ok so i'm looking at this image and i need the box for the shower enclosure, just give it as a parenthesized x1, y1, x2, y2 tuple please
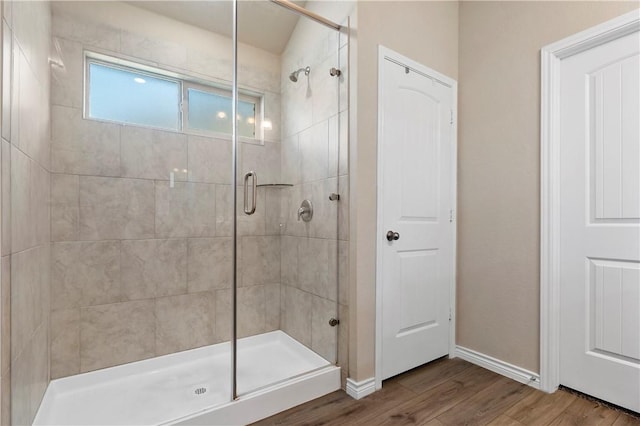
(3, 0, 349, 424)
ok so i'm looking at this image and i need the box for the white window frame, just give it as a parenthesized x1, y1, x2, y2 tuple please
(84, 51, 265, 144)
(182, 80, 263, 142)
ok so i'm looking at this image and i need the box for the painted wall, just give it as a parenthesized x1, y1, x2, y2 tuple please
(350, 0, 459, 382)
(1, 1, 52, 424)
(457, 1, 639, 373)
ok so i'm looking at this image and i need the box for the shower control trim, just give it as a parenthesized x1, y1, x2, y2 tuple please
(297, 199, 313, 222)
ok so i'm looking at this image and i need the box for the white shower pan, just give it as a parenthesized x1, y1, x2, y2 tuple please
(34, 331, 340, 425)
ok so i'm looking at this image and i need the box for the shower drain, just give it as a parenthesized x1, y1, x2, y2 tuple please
(194, 387, 207, 395)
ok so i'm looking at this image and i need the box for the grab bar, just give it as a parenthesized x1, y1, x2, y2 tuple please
(243, 171, 257, 215)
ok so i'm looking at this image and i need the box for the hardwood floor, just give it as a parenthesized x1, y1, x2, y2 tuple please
(253, 358, 640, 425)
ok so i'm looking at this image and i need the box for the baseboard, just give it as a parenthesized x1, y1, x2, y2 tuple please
(346, 377, 376, 400)
(455, 346, 540, 390)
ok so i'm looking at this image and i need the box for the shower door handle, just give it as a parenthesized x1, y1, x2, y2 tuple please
(244, 171, 257, 215)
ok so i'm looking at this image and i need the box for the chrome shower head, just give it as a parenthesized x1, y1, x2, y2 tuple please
(289, 66, 310, 82)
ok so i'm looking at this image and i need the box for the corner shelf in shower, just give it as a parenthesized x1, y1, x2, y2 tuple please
(257, 184, 294, 188)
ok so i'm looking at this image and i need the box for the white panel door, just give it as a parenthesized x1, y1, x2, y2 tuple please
(559, 30, 640, 412)
(379, 57, 454, 380)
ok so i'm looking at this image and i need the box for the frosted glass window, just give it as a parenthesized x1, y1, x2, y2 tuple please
(188, 88, 256, 138)
(88, 62, 180, 130)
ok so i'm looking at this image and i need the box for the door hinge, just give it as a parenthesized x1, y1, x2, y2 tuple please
(449, 209, 453, 223)
(449, 308, 452, 322)
(450, 109, 454, 125)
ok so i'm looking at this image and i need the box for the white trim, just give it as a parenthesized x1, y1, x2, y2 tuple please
(345, 377, 376, 400)
(375, 45, 458, 392)
(540, 9, 640, 394)
(455, 346, 540, 390)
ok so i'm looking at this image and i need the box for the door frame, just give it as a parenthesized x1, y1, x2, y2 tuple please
(539, 9, 640, 394)
(375, 45, 458, 391)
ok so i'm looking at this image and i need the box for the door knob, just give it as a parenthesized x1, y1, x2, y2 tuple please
(386, 231, 400, 241)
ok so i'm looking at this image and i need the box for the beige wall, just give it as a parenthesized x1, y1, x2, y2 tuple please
(457, 1, 639, 373)
(350, 1, 459, 381)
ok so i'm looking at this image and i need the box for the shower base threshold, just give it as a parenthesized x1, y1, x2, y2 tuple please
(34, 330, 340, 425)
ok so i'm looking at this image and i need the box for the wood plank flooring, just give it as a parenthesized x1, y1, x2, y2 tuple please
(253, 358, 640, 426)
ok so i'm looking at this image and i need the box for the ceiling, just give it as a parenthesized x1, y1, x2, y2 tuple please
(128, 1, 305, 54)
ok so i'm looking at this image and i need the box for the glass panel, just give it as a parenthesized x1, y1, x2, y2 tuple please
(236, 0, 344, 397)
(88, 62, 180, 130)
(188, 87, 256, 138)
(33, 1, 235, 424)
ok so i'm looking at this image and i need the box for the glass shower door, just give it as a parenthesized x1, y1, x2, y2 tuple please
(235, 0, 342, 397)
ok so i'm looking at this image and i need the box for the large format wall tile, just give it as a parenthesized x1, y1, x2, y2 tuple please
(51, 241, 121, 310)
(311, 296, 337, 363)
(51, 106, 120, 176)
(235, 186, 267, 236)
(281, 236, 299, 286)
(51, 37, 84, 109)
(298, 237, 337, 301)
(120, 30, 188, 70)
(79, 176, 155, 240)
(155, 181, 216, 238)
(11, 323, 48, 426)
(215, 285, 273, 340)
(121, 239, 187, 301)
(236, 286, 266, 338)
(187, 135, 231, 184)
(187, 237, 232, 293)
(308, 178, 338, 239)
(281, 134, 300, 185)
(10, 147, 32, 253)
(281, 286, 312, 347)
(299, 121, 329, 183)
(240, 141, 281, 185)
(13, 44, 50, 170)
(265, 283, 281, 332)
(31, 161, 50, 246)
(51, 173, 79, 241)
(264, 190, 283, 235)
(80, 300, 155, 372)
(240, 236, 280, 286)
(1, 140, 11, 256)
(214, 185, 267, 237)
(50, 308, 79, 379)
(11, 247, 44, 362)
(155, 292, 215, 355)
(120, 127, 187, 181)
(1, 257, 10, 375)
(311, 55, 339, 126)
(52, 7, 119, 51)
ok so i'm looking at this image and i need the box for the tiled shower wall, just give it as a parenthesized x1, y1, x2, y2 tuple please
(278, 15, 350, 382)
(1, 1, 52, 424)
(49, 2, 284, 379)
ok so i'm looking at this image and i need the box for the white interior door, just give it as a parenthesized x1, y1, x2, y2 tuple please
(378, 52, 455, 380)
(559, 29, 640, 412)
